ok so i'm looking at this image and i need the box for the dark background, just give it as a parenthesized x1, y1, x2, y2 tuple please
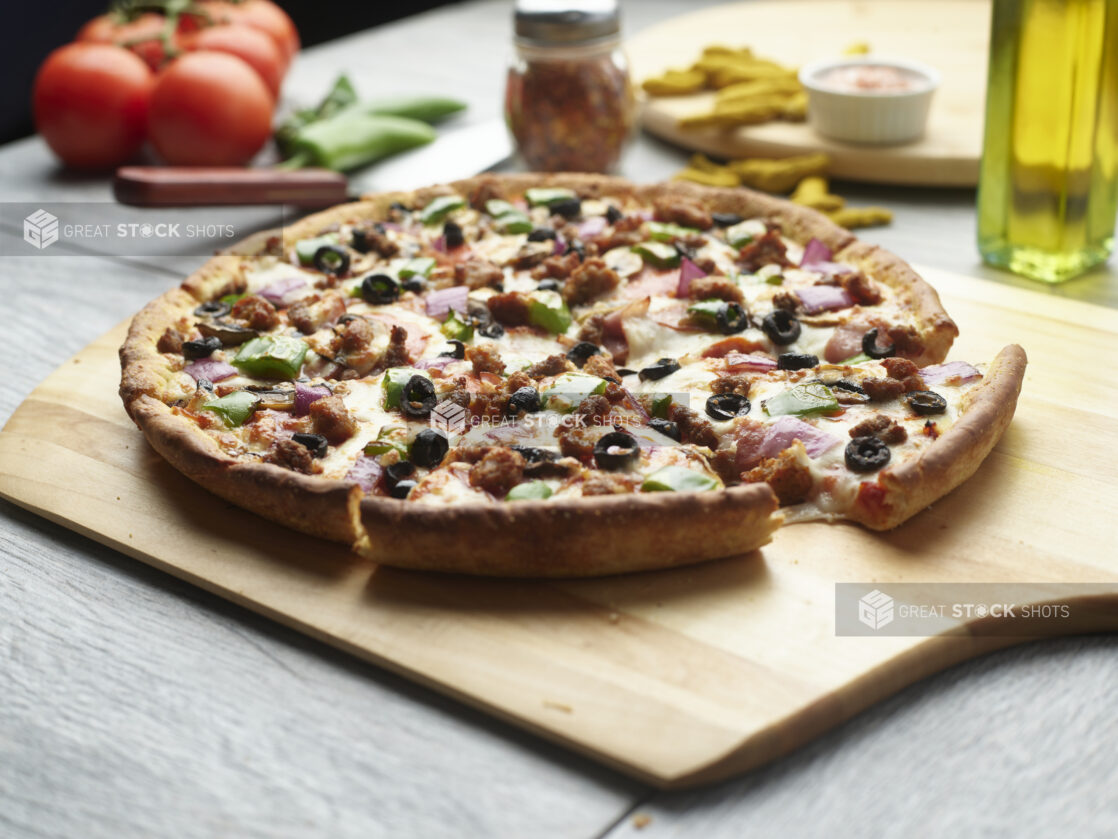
(0, 0, 459, 145)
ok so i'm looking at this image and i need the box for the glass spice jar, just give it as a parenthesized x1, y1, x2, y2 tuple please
(505, 0, 635, 172)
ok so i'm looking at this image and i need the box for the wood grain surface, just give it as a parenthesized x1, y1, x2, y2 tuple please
(626, 0, 990, 186)
(3, 265, 1115, 789)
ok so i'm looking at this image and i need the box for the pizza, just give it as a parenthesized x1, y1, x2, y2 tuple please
(119, 174, 1026, 576)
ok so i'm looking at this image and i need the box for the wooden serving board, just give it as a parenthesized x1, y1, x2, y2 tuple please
(626, 0, 990, 187)
(2, 267, 1116, 788)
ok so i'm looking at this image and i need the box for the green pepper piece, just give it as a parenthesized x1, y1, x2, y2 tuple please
(686, 299, 725, 326)
(525, 187, 576, 207)
(284, 112, 436, 172)
(506, 481, 554, 501)
(840, 352, 871, 364)
(398, 257, 436, 279)
(232, 336, 308, 380)
(725, 219, 766, 249)
(485, 199, 517, 217)
(543, 373, 608, 413)
(495, 211, 533, 234)
(631, 240, 681, 269)
(275, 74, 359, 157)
(647, 221, 700, 242)
(764, 272, 785, 285)
(359, 95, 467, 124)
(382, 367, 430, 409)
(200, 391, 260, 428)
(440, 310, 474, 342)
(295, 233, 340, 266)
(420, 194, 467, 225)
(527, 290, 572, 334)
(651, 393, 673, 419)
(219, 292, 245, 306)
(641, 465, 719, 493)
(763, 383, 839, 417)
(364, 426, 408, 458)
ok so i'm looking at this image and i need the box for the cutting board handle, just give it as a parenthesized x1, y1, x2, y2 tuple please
(113, 166, 350, 208)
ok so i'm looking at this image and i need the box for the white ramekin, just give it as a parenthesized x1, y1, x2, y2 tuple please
(798, 57, 940, 145)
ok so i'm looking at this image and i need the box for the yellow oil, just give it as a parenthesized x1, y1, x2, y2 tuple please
(977, 0, 1118, 282)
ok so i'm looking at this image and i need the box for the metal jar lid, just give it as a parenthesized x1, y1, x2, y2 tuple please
(514, 0, 621, 46)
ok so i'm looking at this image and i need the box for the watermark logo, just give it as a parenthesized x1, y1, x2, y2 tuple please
(23, 209, 59, 250)
(431, 400, 467, 435)
(858, 589, 895, 630)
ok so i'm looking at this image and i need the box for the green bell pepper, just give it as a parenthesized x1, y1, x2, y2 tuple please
(763, 383, 839, 417)
(420, 194, 466, 225)
(651, 393, 673, 419)
(395, 257, 436, 279)
(525, 187, 576, 207)
(382, 367, 430, 409)
(295, 233, 340, 266)
(232, 336, 308, 380)
(647, 221, 700, 242)
(542, 373, 607, 413)
(725, 219, 767, 249)
(484, 200, 533, 233)
(282, 112, 436, 172)
(641, 465, 719, 493)
(506, 481, 554, 501)
(364, 426, 409, 458)
(840, 352, 871, 364)
(527, 290, 572, 334)
(440, 310, 474, 342)
(631, 240, 681, 269)
(200, 391, 260, 427)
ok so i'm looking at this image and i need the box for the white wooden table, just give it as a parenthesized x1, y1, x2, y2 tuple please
(2, 2, 1116, 837)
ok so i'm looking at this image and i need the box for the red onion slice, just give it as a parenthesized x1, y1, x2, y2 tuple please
(725, 352, 778, 372)
(425, 285, 469, 320)
(345, 457, 383, 492)
(432, 235, 447, 253)
(577, 216, 608, 239)
(759, 416, 840, 460)
(294, 382, 331, 416)
(415, 356, 461, 371)
(795, 285, 854, 314)
(184, 359, 236, 382)
(799, 238, 833, 267)
(258, 276, 306, 306)
(920, 360, 981, 385)
(553, 236, 566, 255)
(676, 257, 706, 297)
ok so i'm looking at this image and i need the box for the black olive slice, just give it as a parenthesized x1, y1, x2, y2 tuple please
(673, 241, 697, 262)
(411, 429, 449, 468)
(551, 197, 581, 219)
(638, 357, 681, 382)
(705, 393, 751, 421)
(385, 461, 416, 486)
(832, 379, 866, 394)
(605, 205, 623, 224)
(845, 436, 891, 472)
(389, 201, 410, 213)
(182, 335, 222, 360)
(565, 240, 586, 261)
(313, 244, 351, 276)
(761, 309, 801, 346)
(905, 390, 948, 415)
(778, 353, 819, 371)
(527, 227, 557, 242)
(439, 340, 466, 359)
(648, 418, 681, 442)
(443, 220, 465, 249)
(615, 368, 637, 377)
(479, 322, 505, 339)
(194, 300, 231, 318)
(401, 277, 425, 294)
(361, 273, 400, 305)
(862, 327, 896, 359)
(566, 341, 601, 368)
(349, 228, 371, 253)
(511, 445, 559, 464)
(507, 386, 542, 415)
(716, 302, 749, 335)
(537, 278, 561, 292)
(250, 389, 296, 410)
(292, 432, 328, 458)
(401, 376, 437, 418)
(712, 212, 743, 227)
(197, 321, 257, 346)
(593, 431, 639, 471)
(389, 479, 417, 499)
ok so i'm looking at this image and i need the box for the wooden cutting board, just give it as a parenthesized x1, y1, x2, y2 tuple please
(626, 0, 990, 186)
(2, 267, 1116, 788)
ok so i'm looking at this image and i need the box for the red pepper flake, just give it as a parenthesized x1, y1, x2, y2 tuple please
(922, 419, 940, 439)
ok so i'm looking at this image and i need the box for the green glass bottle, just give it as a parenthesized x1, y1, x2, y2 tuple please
(977, 0, 1118, 283)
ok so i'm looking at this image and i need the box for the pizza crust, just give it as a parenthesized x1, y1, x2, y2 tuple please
(849, 344, 1028, 530)
(118, 174, 980, 576)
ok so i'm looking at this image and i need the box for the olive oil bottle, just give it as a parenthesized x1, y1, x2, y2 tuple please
(977, 0, 1118, 282)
